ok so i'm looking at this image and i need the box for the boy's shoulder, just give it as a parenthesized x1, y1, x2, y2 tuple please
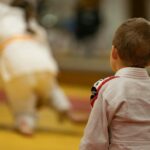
(90, 76, 119, 107)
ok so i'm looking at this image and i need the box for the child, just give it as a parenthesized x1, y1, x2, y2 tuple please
(0, 0, 71, 135)
(80, 18, 150, 150)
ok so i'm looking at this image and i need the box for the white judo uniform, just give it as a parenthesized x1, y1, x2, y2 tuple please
(80, 67, 150, 150)
(0, 2, 71, 133)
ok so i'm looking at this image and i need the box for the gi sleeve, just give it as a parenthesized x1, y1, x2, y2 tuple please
(80, 76, 119, 150)
(79, 90, 109, 150)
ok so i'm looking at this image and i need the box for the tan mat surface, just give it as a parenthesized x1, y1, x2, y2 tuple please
(0, 84, 90, 150)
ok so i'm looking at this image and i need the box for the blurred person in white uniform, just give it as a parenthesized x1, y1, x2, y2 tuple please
(0, 0, 71, 135)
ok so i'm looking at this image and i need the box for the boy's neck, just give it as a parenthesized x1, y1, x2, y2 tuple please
(115, 65, 147, 72)
(113, 59, 126, 72)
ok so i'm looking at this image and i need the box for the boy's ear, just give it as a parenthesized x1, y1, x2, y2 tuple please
(111, 45, 118, 60)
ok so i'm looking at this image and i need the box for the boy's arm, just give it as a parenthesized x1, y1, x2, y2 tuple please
(79, 94, 109, 150)
(80, 76, 118, 150)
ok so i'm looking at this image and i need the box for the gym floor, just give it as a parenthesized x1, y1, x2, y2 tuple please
(0, 84, 91, 150)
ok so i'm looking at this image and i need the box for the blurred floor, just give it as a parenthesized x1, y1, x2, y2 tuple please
(0, 84, 90, 150)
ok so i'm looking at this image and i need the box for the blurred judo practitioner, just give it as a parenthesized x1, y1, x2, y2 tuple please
(0, 0, 72, 135)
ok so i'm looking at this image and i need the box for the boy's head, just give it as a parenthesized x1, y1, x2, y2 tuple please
(110, 18, 150, 71)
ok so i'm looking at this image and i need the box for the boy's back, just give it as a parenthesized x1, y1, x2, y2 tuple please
(104, 68, 150, 149)
(80, 67, 150, 150)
